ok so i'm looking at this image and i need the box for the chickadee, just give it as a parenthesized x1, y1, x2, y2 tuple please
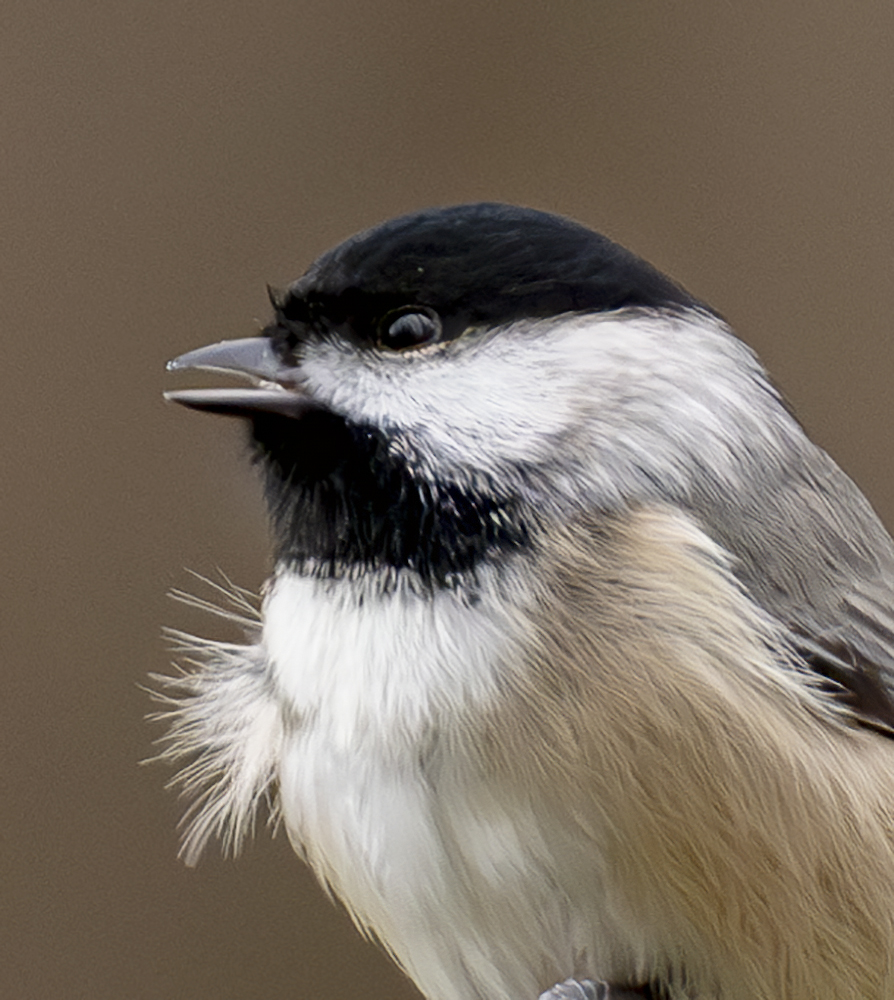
(161, 203, 894, 1000)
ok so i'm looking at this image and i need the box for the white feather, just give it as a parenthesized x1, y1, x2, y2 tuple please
(264, 561, 620, 1000)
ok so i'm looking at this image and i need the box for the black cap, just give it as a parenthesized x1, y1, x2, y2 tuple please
(274, 202, 705, 346)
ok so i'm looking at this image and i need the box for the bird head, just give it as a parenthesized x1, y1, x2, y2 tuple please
(166, 203, 789, 587)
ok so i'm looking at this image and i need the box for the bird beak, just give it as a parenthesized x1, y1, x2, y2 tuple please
(164, 337, 315, 419)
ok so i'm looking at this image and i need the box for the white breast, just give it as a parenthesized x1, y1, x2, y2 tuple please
(262, 565, 611, 1000)
(263, 566, 529, 742)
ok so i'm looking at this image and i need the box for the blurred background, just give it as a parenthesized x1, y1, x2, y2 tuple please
(2, 1, 893, 997)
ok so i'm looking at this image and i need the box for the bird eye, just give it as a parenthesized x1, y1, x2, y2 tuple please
(377, 307, 442, 351)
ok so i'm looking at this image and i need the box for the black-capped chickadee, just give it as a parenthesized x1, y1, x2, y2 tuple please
(160, 204, 894, 1000)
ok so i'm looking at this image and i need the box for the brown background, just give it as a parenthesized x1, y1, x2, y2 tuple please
(3, 2, 894, 998)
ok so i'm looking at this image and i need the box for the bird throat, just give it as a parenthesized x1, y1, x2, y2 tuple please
(249, 409, 530, 586)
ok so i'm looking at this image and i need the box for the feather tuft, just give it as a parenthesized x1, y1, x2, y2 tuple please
(147, 577, 282, 865)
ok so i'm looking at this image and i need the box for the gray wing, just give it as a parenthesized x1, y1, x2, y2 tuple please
(688, 437, 894, 736)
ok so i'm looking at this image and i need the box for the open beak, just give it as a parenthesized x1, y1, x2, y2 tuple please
(164, 337, 315, 419)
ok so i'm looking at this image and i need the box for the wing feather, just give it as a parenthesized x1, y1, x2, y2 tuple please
(689, 436, 894, 736)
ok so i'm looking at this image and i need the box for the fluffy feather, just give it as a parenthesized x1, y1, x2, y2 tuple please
(150, 583, 281, 864)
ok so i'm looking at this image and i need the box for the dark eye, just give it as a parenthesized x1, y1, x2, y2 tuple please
(377, 306, 442, 351)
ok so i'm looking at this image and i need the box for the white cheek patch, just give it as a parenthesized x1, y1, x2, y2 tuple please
(294, 311, 791, 499)
(297, 326, 584, 473)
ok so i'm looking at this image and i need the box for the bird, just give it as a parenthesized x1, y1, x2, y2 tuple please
(160, 202, 894, 1000)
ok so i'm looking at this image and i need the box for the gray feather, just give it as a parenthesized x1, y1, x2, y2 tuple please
(688, 424, 894, 734)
